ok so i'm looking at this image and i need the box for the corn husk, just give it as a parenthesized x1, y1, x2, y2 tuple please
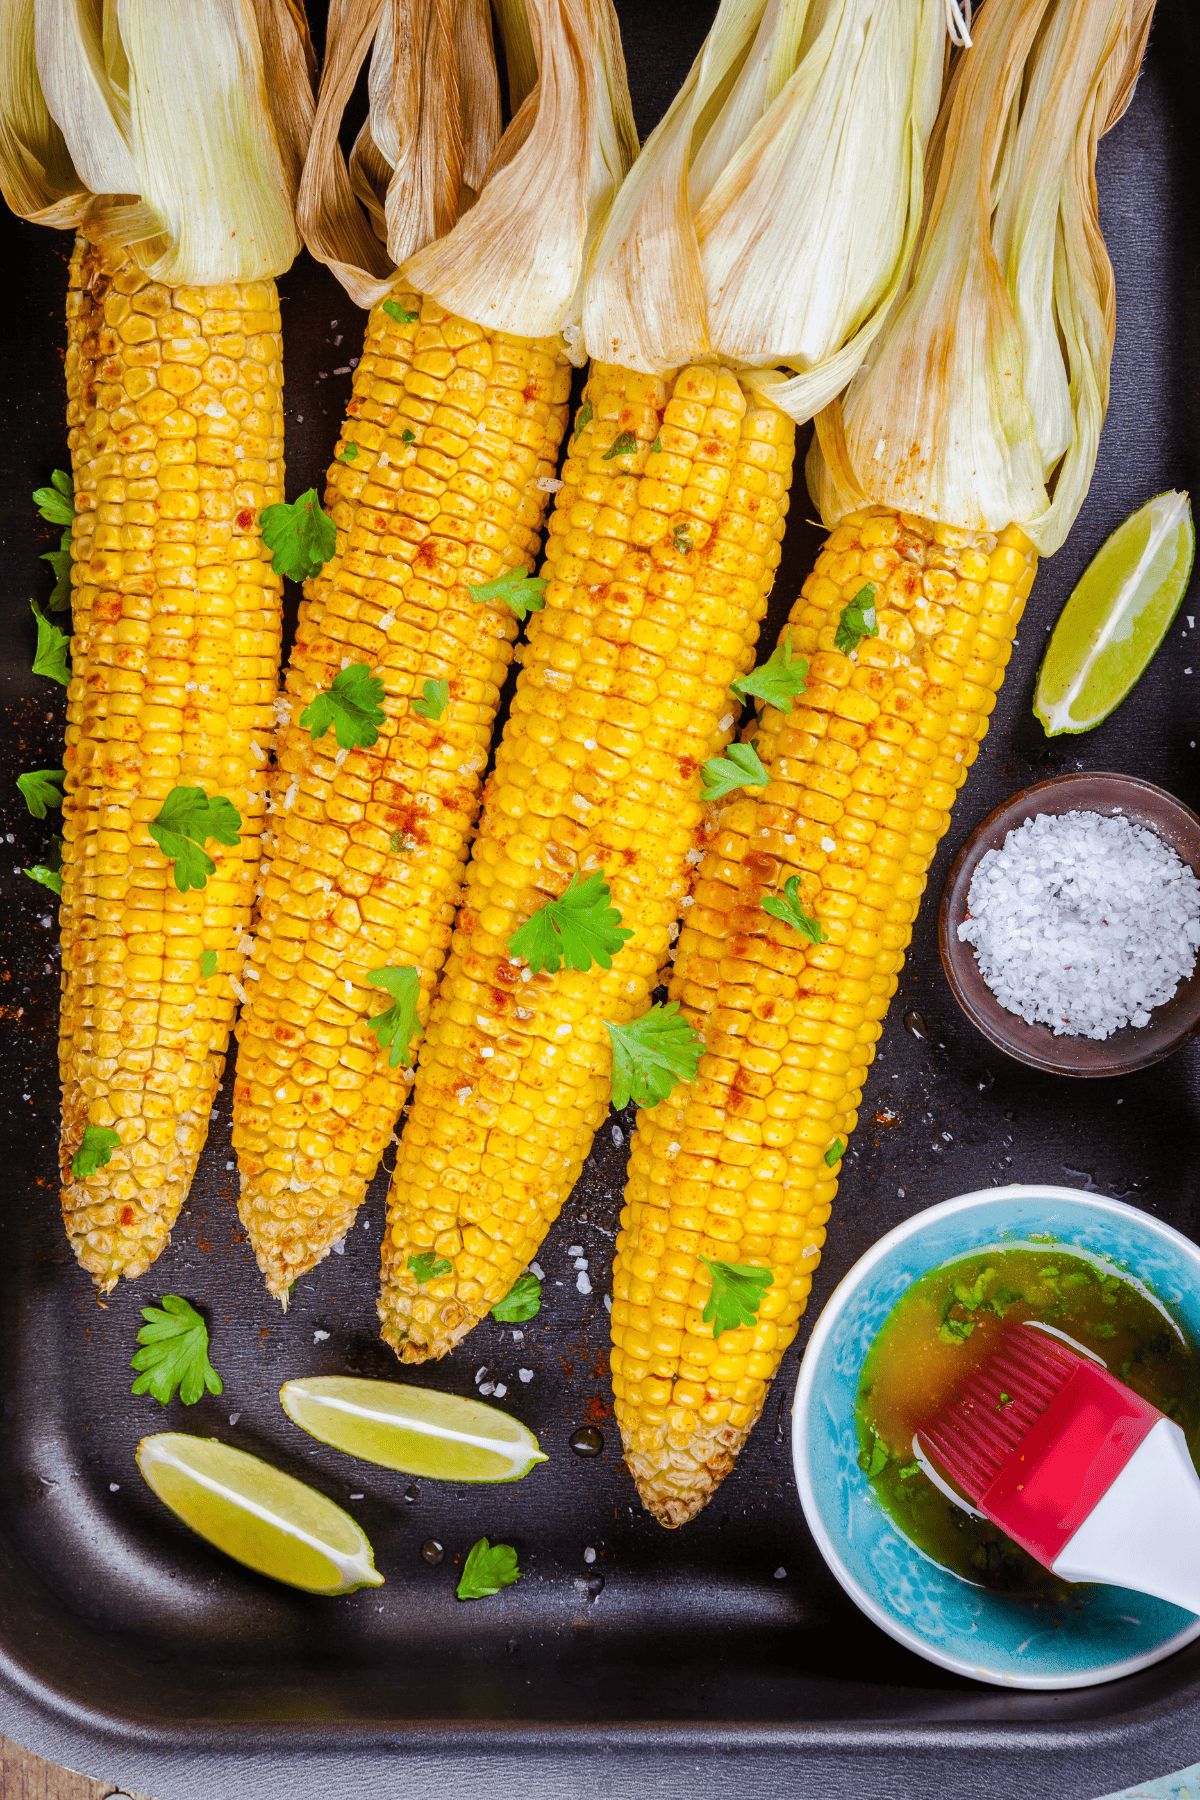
(808, 0, 1155, 553)
(0, 0, 315, 282)
(582, 0, 948, 408)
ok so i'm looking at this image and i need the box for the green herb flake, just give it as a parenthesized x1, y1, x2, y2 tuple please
(997, 1391, 1013, 1409)
(408, 1251, 452, 1285)
(199, 949, 218, 979)
(17, 767, 64, 819)
(672, 524, 693, 556)
(401, 428, 416, 444)
(825, 1137, 845, 1167)
(491, 1272, 542, 1323)
(260, 489, 337, 582)
(731, 629, 809, 710)
(507, 871, 633, 976)
(30, 600, 70, 685)
(763, 874, 827, 946)
(130, 1295, 223, 1406)
(411, 677, 449, 723)
(939, 1315, 976, 1346)
(1092, 1319, 1117, 1340)
(898, 1461, 922, 1481)
(339, 442, 359, 463)
(366, 964, 423, 1068)
(700, 741, 768, 801)
(571, 398, 593, 444)
(457, 1537, 520, 1601)
(650, 436, 663, 455)
(700, 1257, 774, 1339)
(42, 532, 73, 611)
(383, 297, 419, 326)
(833, 583, 879, 655)
(300, 664, 386, 750)
(605, 1002, 703, 1109)
(467, 569, 547, 621)
(24, 863, 62, 896)
(867, 1436, 889, 1477)
(603, 430, 638, 461)
(71, 1123, 122, 1180)
(148, 787, 242, 894)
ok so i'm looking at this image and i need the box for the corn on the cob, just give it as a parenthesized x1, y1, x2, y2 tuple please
(378, 361, 795, 1360)
(60, 237, 284, 1289)
(231, 284, 570, 1297)
(611, 506, 1037, 1523)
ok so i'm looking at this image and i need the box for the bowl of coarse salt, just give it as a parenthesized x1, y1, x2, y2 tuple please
(939, 772, 1200, 1076)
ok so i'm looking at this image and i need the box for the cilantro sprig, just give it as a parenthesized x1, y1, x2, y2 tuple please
(131, 1295, 223, 1406)
(260, 490, 336, 582)
(30, 601, 70, 685)
(701, 742, 767, 801)
(301, 664, 386, 750)
(491, 1272, 542, 1323)
(17, 767, 64, 819)
(732, 629, 809, 710)
(149, 788, 241, 893)
(468, 569, 547, 621)
(457, 1537, 520, 1601)
(411, 677, 449, 722)
(366, 964, 422, 1067)
(762, 875, 827, 946)
(34, 470, 74, 611)
(833, 583, 878, 654)
(408, 1251, 452, 1285)
(507, 872, 633, 976)
(700, 1258, 774, 1339)
(71, 1123, 122, 1179)
(605, 1002, 703, 1109)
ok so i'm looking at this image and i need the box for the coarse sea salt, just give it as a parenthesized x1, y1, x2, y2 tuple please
(958, 810, 1200, 1039)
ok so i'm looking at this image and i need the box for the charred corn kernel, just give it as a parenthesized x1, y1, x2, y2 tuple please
(60, 238, 284, 1293)
(378, 364, 796, 1362)
(613, 506, 1036, 1526)
(232, 288, 570, 1299)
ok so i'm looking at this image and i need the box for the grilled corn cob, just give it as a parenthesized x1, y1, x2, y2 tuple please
(612, 506, 1036, 1523)
(231, 286, 570, 1296)
(378, 361, 795, 1359)
(60, 238, 285, 1289)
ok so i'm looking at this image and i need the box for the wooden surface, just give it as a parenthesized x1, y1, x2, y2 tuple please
(0, 1734, 153, 1799)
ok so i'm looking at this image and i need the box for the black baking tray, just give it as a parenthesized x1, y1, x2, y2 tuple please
(1, 4, 1199, 1796)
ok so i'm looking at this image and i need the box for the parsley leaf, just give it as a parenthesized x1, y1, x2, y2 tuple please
(571, 398, 593, 444)
(701, 741, 767, 801)
(468, 569, 547, 620)
(411, 677, 449, 722)
(260, 489, 337, 582)
(700, 1257, 774, 1338)
(339, 442, 359, 463)
(605, 1001, 703, 1108)
(383, 297, 418, 325)
(491, 1272, 542, 1323)
(732, 629, 809, 710)
(762, 875, 827, 945)
(507, 871, 633, 975)
(30, 600, 69, 685)
(301, 664, 386, 750)
(199, 949, 218, 978)
(42, 531, 73, 610)
(366, 964, 423, 1067)
(651, 436, 663, 454)
(71, 1123, 122, 1179)
(603, 429, 638, 460)
(401, 427, 416, 444)
(457, 1537, 520, 1601)
(33, 468, 74, 527)
(408, 1251, 452, 1284)
(148, 787, 242, 894)
(24, 863, 62, 896)
(130, 1295, 223, 1406)
(17, 767, 64, 819)
(825, 1137, 844, 1167)
(833, 582, 878, 654)
(672, 524, 693, 555)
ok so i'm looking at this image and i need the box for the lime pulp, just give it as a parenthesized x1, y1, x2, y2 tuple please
(279, 1375, 547, 1482)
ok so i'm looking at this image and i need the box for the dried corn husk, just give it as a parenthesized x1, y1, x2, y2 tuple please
(0, 0, 315, 282)
(808, 0, 1155, 552)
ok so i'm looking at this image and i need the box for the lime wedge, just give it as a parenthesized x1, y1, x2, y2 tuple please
(137, 1433, 382, 1594)
(279, 1376, 548, 1482)
(1034, 490, 1194, 735)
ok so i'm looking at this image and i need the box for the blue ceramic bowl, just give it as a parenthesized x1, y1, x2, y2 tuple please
(792, 1185, 1200, 1689)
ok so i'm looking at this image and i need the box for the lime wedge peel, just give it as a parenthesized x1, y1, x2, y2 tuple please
(138, 1433, 383, 1595)
(279, 1376, 548, 1483)
(1034, 489, 1194, 736)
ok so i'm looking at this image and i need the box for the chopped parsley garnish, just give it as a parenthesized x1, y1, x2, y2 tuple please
(507, 871, 633, 975)
(731, 628, 809, 710)
(148, 788, 241, 893)
(825, 1137, 845, 1167)
(833, 582, 878, 654)
(898, 1461, 922, 1481)
(199, 949, 218, 979)
(763, 875, 827, 945)
(939, 1315, 975, 1346)
(383, 297, 418, 325)
(260, 489, 337, 582)
(71, 1123, 121, 1179)
(605, 1002, 703, 1108)
(491, 1272, 542, 1323)
(30, 600, 69, 685)
(701, 741, 767, 800)
(603, 430, 638, 460)
(571, 398, 593, 444)
(17, 767, 64, 819)
(339, 442, 359, 463)
(457, 1537, 520, 1601)
(408, 1251, 452, 1285)
(390, 831, 415, 855)
(468, 569, 547, 620)
(130, 1295, 223, 1406)
(866, 1435, 889, 1477)
(411, 677, 449, 722)
(651, 436, 663, 454)
(671, 524, 693, 555)
(700, 1257, 774, 1339)
(997, 1391, 1013, 1409)
(300, 664, 386, 750)
(401, 427, 416, 444)
(365, 964, 422, 1067)
(35, 470, 75, 611)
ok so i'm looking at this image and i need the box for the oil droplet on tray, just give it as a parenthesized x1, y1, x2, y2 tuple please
(569, 1425, 604, 1457)
(903, 1010, 929, 1041)
(404, 1482, 419, 1502)
(421, 1539, 444, 1565)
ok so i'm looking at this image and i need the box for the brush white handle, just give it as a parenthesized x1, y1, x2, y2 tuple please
(1053, 1418, 1200, 1614)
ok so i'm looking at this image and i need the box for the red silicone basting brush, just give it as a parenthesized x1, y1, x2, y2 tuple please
(917, 1323, 1200, 1608)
